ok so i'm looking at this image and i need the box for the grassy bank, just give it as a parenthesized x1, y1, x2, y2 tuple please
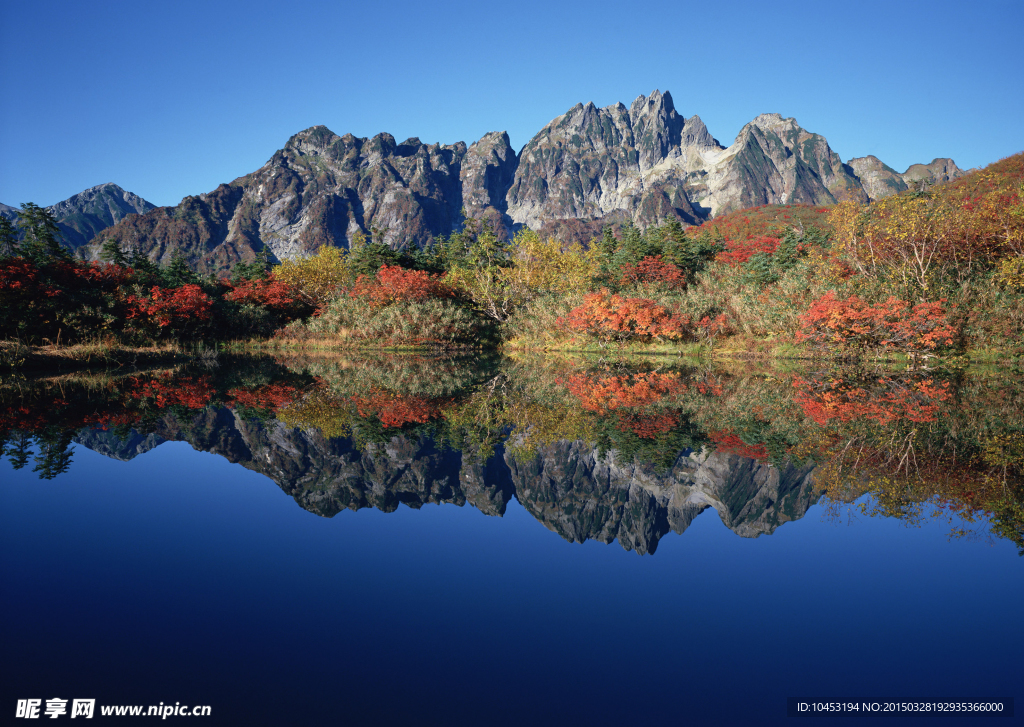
(1, 340, 212, 374)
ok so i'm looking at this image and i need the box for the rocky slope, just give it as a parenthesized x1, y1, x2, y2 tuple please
(83, 127, 517, 274)
(74, 408, 818, 554)
(73, 90, 963, 273)
(1, 183, 154, 253)
(846, 155, 964, 201)
(506, 93, 871, 228)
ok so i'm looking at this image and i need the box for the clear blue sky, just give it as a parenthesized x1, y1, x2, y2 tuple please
(1, 0, 1021, 208)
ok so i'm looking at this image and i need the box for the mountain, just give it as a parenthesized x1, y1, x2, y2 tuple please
(74, 409, 818, 554)
(78, 91, 962, 273)
(507, 93, 870, 228)
(902, 158, 965, 189)
(0, 183, 155, 253)
(846, 155, 965, 202)
(81, 128, 517, 273)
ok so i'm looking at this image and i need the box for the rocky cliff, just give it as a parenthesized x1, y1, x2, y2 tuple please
(83, 127, 517, 274)
(505, 91, 712, 229)
(74, 408, 818, 554)
(71, 90, 963, 272)
(506, 93, 871, 227)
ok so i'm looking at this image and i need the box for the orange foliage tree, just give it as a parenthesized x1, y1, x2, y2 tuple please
(127, 284, 213, 330)
(560, 371, 685, 413)
(618, 255, 687, 289)
(350, 389, 449, 428)
(796, 291, 956, 356)
(560, 289, 690, 343)
(349, 264, 453, 308)
(224, 275, 305, 313)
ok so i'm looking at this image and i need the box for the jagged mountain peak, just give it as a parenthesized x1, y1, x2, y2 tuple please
(47, 182, 152, 216)
(630, 88, 667, 111)
(749, 112, 788, 126)
(680, 115, 722, 151)
(74, 92, 962, 272)
(285, 124, 342, 154)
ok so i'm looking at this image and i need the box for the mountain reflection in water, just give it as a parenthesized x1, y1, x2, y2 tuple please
(2, 353, 1021, 555)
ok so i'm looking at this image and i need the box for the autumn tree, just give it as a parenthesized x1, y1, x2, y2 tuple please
(273, 245, 350, 313)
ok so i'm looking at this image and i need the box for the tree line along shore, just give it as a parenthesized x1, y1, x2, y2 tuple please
(2, 152, 1022, 370)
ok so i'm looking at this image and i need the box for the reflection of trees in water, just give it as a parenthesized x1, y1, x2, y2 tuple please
(2, 354, 1021, 554)
(795, 370, 1024, 553)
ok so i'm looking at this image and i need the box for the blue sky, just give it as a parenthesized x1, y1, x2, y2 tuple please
(1, 0, 1021, 208)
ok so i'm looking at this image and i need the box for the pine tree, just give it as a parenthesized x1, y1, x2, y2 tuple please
(0, 215, 17, 257)
(17, 203, 68, 263)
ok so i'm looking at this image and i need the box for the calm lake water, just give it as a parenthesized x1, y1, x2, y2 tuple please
(2, 354, 1021, 725)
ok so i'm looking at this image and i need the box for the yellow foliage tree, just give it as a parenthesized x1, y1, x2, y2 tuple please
(273, 246, 350, 312)
(445, 229, 600, 321)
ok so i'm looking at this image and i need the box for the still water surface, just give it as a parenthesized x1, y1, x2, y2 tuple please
(2, 354, 1020, 725)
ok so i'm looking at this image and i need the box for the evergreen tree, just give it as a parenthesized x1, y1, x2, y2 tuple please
(161, 252, 201, 287)
(0, 215, 17, 257)
(99, 238, 129, 266)
(17, 203, 69, 263)
(31, 428, 74, 480)
(2, 431, 32, 470)
(128, 247, 161, 282)
(230, 248, 273, 283)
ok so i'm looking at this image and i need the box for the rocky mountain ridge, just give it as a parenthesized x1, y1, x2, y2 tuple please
(74, 409, 818, 554)
(25, 91, 963, 274)
(845, 155, 966, 202)
(1, 183, 154, 252)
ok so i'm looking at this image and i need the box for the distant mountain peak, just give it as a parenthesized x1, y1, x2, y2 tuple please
(0, 183, 155, 253)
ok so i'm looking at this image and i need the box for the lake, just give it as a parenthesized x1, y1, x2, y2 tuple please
(2, 353, 1020, 725)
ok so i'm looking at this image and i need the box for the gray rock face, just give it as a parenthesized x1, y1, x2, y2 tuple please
(460, 131, 518, 236)
(506, 90, 709, 229)
(505, 94, 874, 228)
(846, 156, 910, 202)
(83, 127, 514, 273)
(73, 427, 165, 461)
(902, 158, 965, 189)
(54, 91, 962, 272)
(847, 156, 965, 201)
(75, 410, 818, 553)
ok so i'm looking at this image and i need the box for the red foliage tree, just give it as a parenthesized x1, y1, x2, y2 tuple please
(125, 373, 215, 409)
(793, 374, 952, 426)
(350, 390, 448, 427)
(708, 430, 769, 460)
(226, 383, 300, 413)
(561, 371, 685, 412)
(350, 265, 452, 308)
(616, 412, 680, 439)
(716, 236, 781, 266)
(618, 255, 687, 289)
(127, 285, 213, 328)
(560, 289, 690, 343)
(224, 275, 303, 312)
(796, 291, 956, 356)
